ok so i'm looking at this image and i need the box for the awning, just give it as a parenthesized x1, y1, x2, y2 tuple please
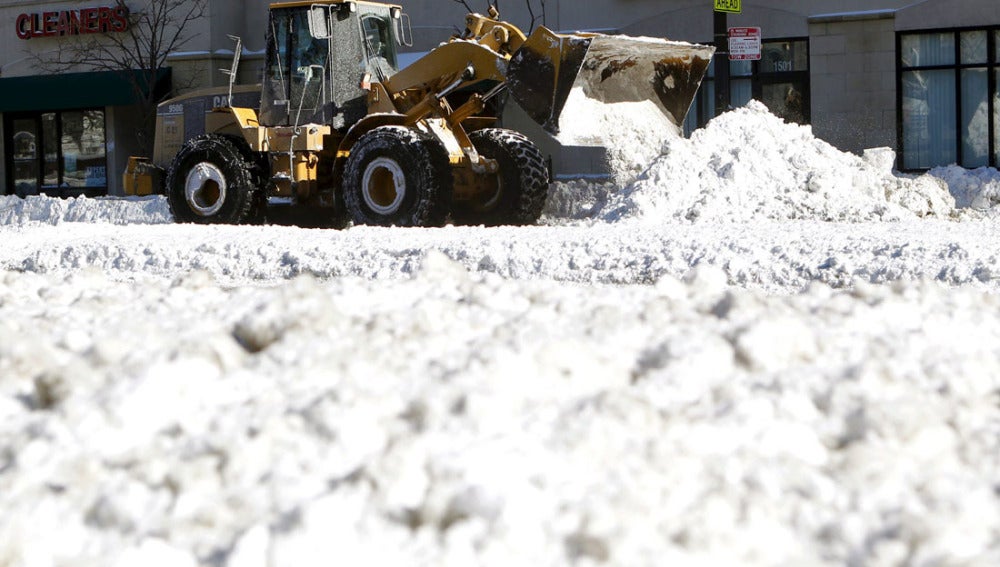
(0, 67, 171, 112)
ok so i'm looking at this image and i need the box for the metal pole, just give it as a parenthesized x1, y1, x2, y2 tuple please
(714, 10, 730, 116)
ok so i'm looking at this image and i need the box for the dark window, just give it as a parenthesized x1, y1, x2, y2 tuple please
(4, 109, 107, 196)
(898, 27, 1000, 171)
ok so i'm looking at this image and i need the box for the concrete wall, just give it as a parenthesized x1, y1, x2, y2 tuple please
(164, 0, 267, 94)
(809, 12, 898, 154)
(399, 0, 915, 45)
(621, 3, 812, 42)
(896, 0, 1000, 31)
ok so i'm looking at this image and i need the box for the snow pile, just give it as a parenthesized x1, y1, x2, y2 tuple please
(0, 195, 171, 226)
(0, 258, 997, 566)
(555, 101, 957, 224)
(929, 164, 1000, 210)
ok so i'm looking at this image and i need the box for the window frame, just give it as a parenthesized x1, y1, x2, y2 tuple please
(896, 26, 999, 172)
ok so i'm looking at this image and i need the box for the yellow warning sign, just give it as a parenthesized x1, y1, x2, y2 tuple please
(714, 0, 741, 14)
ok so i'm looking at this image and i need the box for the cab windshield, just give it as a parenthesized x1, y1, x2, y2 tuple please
(263, 7, 329, 125)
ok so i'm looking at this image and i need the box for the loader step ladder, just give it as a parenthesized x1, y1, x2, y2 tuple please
(219, 35, 243, 107)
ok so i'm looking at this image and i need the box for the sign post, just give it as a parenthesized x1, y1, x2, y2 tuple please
(713, 0, 742, 116)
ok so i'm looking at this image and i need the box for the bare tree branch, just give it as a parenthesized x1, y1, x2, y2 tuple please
(29, 0, 208, 154)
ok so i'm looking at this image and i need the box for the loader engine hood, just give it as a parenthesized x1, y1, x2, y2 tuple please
(506, 27, 715, 135)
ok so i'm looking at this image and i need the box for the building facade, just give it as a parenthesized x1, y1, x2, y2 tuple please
(0, 0, 268, 197)
(1, 0, 999, 196)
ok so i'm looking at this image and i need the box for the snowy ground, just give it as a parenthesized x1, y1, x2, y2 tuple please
(1, 103, 998, 566)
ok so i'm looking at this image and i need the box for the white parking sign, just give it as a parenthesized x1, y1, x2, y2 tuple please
(729, 27, 761, 61)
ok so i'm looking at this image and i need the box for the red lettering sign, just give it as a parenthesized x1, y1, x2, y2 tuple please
(15, 13, 30, 40)
(15, 4, 130, 40)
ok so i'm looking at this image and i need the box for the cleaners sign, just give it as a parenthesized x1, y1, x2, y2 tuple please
(16, 4, 130, 40)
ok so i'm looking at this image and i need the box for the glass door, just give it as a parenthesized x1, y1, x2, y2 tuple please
(11, 117, 40, 196)
(756, 39, 810, 125)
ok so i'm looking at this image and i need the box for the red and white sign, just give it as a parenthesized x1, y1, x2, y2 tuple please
(16, 4, 129, 41)
(728, 27, 761, 61)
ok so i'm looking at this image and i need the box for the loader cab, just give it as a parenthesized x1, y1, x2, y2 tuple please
(260, 1, 405, 131)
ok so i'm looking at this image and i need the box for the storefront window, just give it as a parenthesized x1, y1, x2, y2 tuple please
(731, 60, 753, 107)
(901, 33, 954, 67)
(61, 110, 107, 188)
(4, 109, 107, 195)
(996, 31, 1000, 167)
(763, 82, 807, 125)
(902, 69, 957, 169)
(961, 69, 989, 167)
(995, 69, 1000, 166)
(899, 29, 1000, 170)
(761, 40, 808, 73)
(684, 76, 714, 135)
(961, 31, 987, 64)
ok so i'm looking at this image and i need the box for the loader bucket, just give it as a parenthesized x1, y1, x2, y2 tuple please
(507, 27, 715, 134)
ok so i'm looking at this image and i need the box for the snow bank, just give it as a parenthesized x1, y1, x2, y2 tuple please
(575, 101, 957, 223)
(0, 258, 997, 566)
(929, 164, 1000, 210)
(0, 195, 171, 226)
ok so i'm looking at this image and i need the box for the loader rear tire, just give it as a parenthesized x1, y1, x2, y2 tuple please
(166, 134, 264, 225)
(343, 126, 451, 227)
(452, 128, 548, 226)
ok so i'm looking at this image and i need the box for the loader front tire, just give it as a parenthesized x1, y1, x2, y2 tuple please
(166, 134, 264, 225)
(343, 126, 451, 227)
(452, 128, 548, 226)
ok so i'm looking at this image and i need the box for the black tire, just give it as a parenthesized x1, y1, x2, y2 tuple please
(166, 134, 265, 224)
(451, 128, 548, 226)
(343, 126, 451, 227)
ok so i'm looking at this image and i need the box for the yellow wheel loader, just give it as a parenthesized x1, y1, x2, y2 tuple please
(129, 0, 713, 227)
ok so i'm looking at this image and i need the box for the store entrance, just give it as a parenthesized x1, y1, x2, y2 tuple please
(4, 109, 108, 197)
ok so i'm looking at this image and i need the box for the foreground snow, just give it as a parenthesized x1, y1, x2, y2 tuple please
(1, 103, 998, 566)
(1, 260, 997, 566)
